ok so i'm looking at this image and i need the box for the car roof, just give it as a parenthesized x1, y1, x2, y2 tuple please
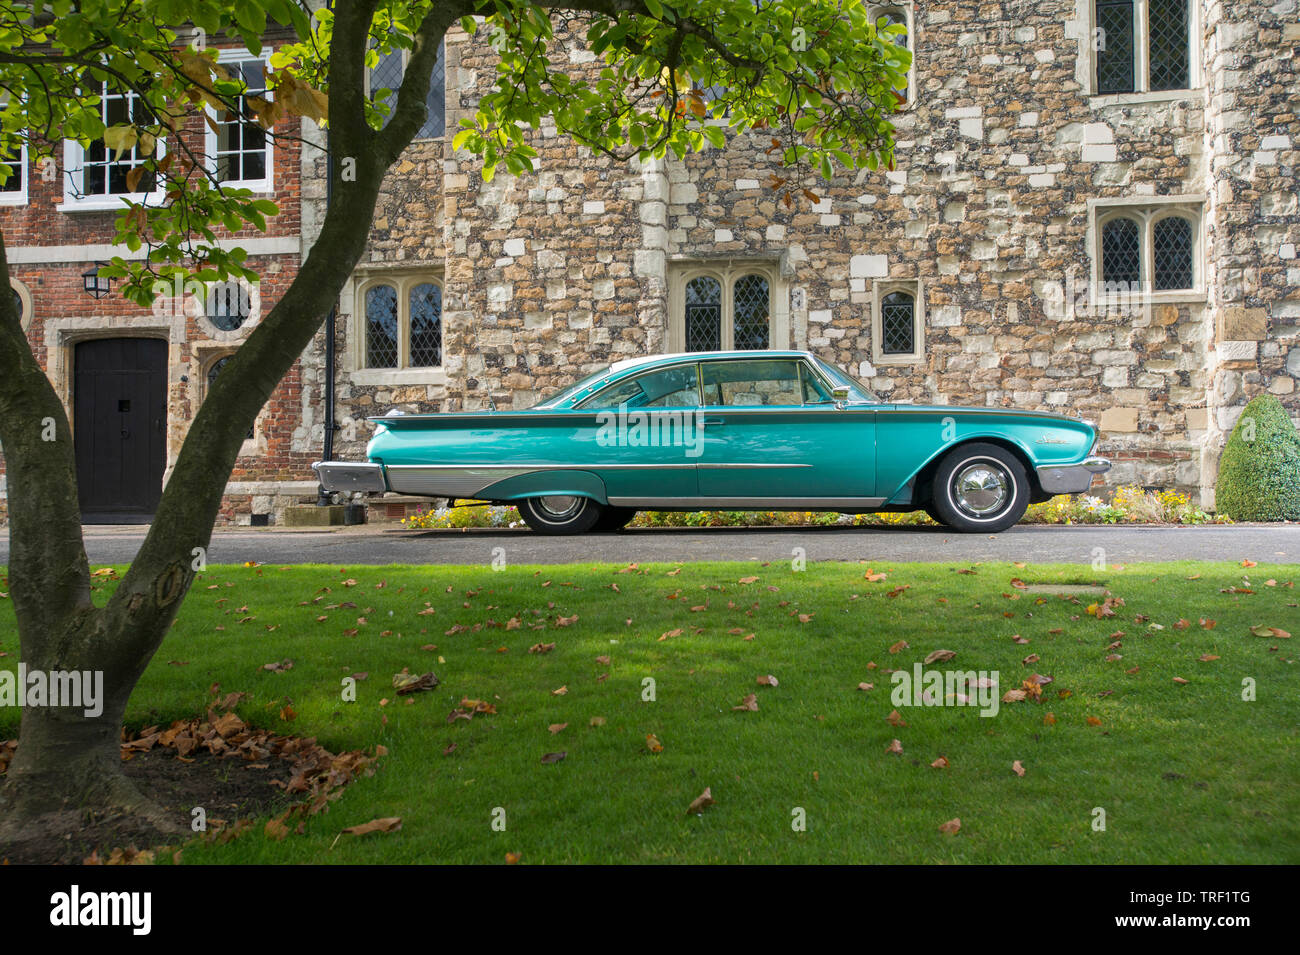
(608, 350, 815, 373)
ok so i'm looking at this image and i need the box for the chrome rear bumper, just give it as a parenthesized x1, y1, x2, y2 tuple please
(1035, 457, 1111, 494)
(312, 461, 388, 494)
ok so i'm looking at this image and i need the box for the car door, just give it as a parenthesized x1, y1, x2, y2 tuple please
(695, 358, 877, 505)
(572, 362, 703, 501)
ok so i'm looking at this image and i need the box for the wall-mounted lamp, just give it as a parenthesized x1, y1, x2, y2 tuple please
(81, 262, 114, 299)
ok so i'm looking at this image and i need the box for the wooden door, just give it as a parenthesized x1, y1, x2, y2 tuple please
(74, 338, 167, 521)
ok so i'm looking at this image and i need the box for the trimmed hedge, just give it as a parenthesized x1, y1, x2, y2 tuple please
(1215, 393, 1300, 522)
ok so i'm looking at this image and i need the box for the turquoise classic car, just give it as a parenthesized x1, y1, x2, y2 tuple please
(314, 350, 1110, 534)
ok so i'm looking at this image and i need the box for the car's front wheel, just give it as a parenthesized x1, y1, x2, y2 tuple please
(518, 495, 603, 535)
(930, 443, 1030, 533)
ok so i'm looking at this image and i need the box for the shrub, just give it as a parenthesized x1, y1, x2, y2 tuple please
(1215, 394, 1300, 522)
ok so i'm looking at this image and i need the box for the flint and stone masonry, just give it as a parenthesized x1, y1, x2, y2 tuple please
(327, 0, 1300, 515)
(3, 1, 1297, 522)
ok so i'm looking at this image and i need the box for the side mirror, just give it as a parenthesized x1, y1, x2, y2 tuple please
(831, 386, 851, 401)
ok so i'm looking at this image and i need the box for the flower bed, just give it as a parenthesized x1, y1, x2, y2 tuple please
(397, 486, 1226, 529)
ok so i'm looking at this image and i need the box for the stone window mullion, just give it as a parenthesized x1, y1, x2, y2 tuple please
(721, 274, 735, 350)
(397, 277, 411, 368)
(1141, 212, 1155, 290)
(1135, 0, 1151, 93)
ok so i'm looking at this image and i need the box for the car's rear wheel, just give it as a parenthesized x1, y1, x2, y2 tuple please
(930, 443, 1029, 533)
(593, 506, 637, 532)
(518, 495, 603, 535)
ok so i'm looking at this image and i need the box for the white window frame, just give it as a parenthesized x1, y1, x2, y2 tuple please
(1088, 196, 1205, 303)
(351, 271, 446, 384)
(365, 40, 447, 141)
(667, 260, 790, 353)
(59, 82, 167, 212)
(0, 142, 27, 206)
(203, 48, 274, 194)
(871, 278, 926, 366)
(870, 3, 916, 109)
(1082, 0, 1201, 102)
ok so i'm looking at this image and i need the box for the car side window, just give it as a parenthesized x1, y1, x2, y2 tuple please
(576, 364, 701, 410)
(800, 364, 833, 403)
(700, 359, 805, 406)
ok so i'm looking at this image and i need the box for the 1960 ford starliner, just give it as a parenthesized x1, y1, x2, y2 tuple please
(313, 350, 1110, 535)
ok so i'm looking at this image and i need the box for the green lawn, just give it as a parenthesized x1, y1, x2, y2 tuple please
(2, 559, 1297, 864)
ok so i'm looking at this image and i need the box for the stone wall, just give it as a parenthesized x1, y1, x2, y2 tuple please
(331, 2, 1300, 507)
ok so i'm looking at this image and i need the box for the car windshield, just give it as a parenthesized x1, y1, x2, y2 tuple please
(812, 356, 880, 403)
(531, 366, 613, 409)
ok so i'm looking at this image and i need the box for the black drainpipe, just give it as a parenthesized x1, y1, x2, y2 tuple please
(317, 132, 337, 505)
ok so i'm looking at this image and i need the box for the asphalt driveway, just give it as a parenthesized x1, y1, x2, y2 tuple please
(8, 522, 1298, 566)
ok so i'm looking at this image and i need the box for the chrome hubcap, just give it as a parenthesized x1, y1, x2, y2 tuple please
(535, 495, 582, 520)
(954, 463, 1009, 516)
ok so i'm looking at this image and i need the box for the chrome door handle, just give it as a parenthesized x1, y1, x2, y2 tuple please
(701, 417, 726, 426)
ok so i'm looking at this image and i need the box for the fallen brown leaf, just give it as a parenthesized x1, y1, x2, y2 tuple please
(341, 817, 402, 837)
(686, 787, 714, 815)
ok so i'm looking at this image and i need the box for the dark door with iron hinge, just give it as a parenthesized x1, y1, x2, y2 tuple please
(74, 338, 167, 522)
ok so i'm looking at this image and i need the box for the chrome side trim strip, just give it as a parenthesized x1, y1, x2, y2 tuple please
(383, 462, 810, 471)
(695, 463, 813, 470)
(384, 462, 697, 471)
(1037, 456, 1111, 474)
(607, 496, 887, 509)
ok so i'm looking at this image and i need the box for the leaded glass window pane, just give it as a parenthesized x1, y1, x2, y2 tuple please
(880, 9, 909, 103)
(1149, 0, 1189, 91)
(207, 281, 252, 331)
(685, 276, 722, 352)
(1152, 216, 1193, 290)
(369, 47, 405, 128)
(732, 273, 770, 350)
(1101, 217, 1141, 286)
(365, 284, 399, 368)
(1095, 1, 1136, 94)
(880, 290, 915, 355)
(418, 40, 446, 138)
(409, 282, 442, 366)
(370, 42, 446, 137)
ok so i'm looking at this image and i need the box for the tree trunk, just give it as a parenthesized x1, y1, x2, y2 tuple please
(0, 2, 466, 848)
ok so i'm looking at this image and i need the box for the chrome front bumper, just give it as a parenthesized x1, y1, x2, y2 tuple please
(312, 461, 388, 494)
(1035, 457, 1111, 494)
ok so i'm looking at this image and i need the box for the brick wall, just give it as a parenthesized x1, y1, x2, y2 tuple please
(1, 39, 316, 524)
